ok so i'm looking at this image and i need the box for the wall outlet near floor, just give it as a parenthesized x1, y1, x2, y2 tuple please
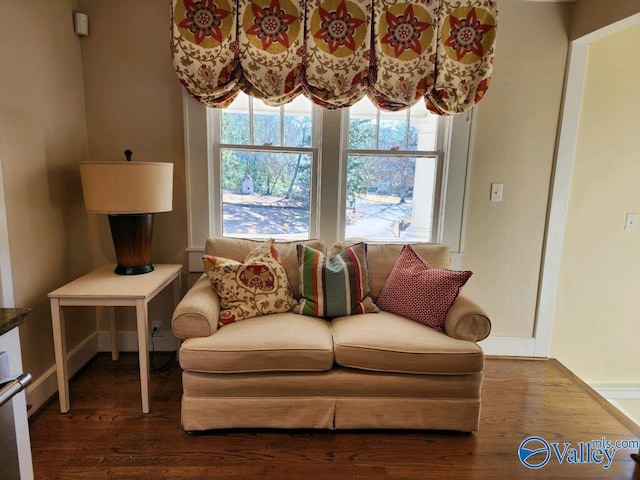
(151, 321, 163, 336)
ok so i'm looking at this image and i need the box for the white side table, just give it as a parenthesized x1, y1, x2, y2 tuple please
(48, 264, 182, 414)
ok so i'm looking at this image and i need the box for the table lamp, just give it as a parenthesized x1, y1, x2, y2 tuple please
(79, 150, 173, 275)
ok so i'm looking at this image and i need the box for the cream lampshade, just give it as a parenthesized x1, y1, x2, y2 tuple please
(79, 151, 173, 275)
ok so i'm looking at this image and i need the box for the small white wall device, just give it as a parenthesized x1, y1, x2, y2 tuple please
(74, 12, 89, 36)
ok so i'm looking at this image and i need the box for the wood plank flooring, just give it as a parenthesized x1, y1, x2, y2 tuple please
(28, 354, 640, 479)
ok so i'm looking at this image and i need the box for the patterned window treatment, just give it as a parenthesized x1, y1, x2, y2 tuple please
(171, 0, 498, 114)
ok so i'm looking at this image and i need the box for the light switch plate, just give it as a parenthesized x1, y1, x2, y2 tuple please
(74, 12, 89, 36)
(490, 183, 503, 202)
(625, 213, 638, 232)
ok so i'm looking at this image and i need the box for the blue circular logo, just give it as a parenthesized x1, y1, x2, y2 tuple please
(518, 436, 551, 469)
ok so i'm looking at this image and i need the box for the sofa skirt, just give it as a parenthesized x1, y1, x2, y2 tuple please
(181, 367, 482, 432)
(182, 396, 480, 432)
(182, 396, 336, 430)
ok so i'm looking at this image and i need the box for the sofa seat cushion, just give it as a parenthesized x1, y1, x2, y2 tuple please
(331, 312, 484, 375)
(179, 313, 334, 373)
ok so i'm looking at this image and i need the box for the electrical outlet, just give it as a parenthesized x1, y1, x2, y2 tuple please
(151, 321, 163, 336)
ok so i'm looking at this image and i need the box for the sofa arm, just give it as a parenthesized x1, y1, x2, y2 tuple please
(444, 294, 491, 342)
(171, 274, 220, 339)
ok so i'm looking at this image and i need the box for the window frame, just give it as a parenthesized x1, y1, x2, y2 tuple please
(208, 99, 322, 239)
(339, 105, 447, 243)
(182, 90, 474, 272)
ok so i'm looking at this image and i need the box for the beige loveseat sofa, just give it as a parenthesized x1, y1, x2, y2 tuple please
(172, 237, 491, 432)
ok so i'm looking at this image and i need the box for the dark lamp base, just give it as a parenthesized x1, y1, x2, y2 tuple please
(108, 213, 156, 276)
(114, 264, 155, 275)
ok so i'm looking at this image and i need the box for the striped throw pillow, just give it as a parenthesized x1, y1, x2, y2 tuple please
(294, 242, 379, 318)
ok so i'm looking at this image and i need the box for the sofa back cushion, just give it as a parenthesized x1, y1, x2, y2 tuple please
(205, 237, 325, 299)
(333, 242, 451, 302)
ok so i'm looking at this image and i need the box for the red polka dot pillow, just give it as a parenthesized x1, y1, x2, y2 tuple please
(377, 245, 472, 332)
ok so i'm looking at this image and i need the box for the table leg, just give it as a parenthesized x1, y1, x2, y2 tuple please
(108, 306, 119, 361)
(135, 299, 150, 414)
(50, 298, 69, 413)
(173, 273, 182, 357)
(173, 272, 182, 305)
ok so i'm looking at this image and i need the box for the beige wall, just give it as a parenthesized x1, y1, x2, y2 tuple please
(78, 0, 186, 268)
(0, 0, 187, 393)
(461, 2, 571, 337)
(78, 0, 188, 332)
(571, 0, 640, 40)
(0, 0, 94, 380)
(551, 24, 640, 383)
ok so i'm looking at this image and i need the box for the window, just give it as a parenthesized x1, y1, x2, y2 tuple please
(183, 90, 472, 269)
(343, 97, 444, 241)
(210, 94, 318, 239)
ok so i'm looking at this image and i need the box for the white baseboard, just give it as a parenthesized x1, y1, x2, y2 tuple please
(98, 330, 179, 352)
(479, 336, 537, 357)
(26, 332, 99, 417)
(590, 383, 640, 400)
(607, 399, 640, 428)
(597, 385, 640, 428)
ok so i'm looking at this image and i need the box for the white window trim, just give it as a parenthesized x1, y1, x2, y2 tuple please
(182, 90, 474, 272)
(444, 110, 475, 255)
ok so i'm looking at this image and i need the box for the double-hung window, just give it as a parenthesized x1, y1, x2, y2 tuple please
(209, 94, 319, 239)
(343, 96, 445, 242)
(183, 90, 472, 269)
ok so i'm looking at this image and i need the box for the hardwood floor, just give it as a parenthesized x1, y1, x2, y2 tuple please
(29, 354, 640, 479)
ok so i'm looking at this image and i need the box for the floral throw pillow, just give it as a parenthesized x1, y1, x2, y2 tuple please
(202, 239, 297, 326)
(377, 245, 472, 332)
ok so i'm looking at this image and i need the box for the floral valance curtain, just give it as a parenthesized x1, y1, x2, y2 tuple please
(171, 0, 498, 114)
